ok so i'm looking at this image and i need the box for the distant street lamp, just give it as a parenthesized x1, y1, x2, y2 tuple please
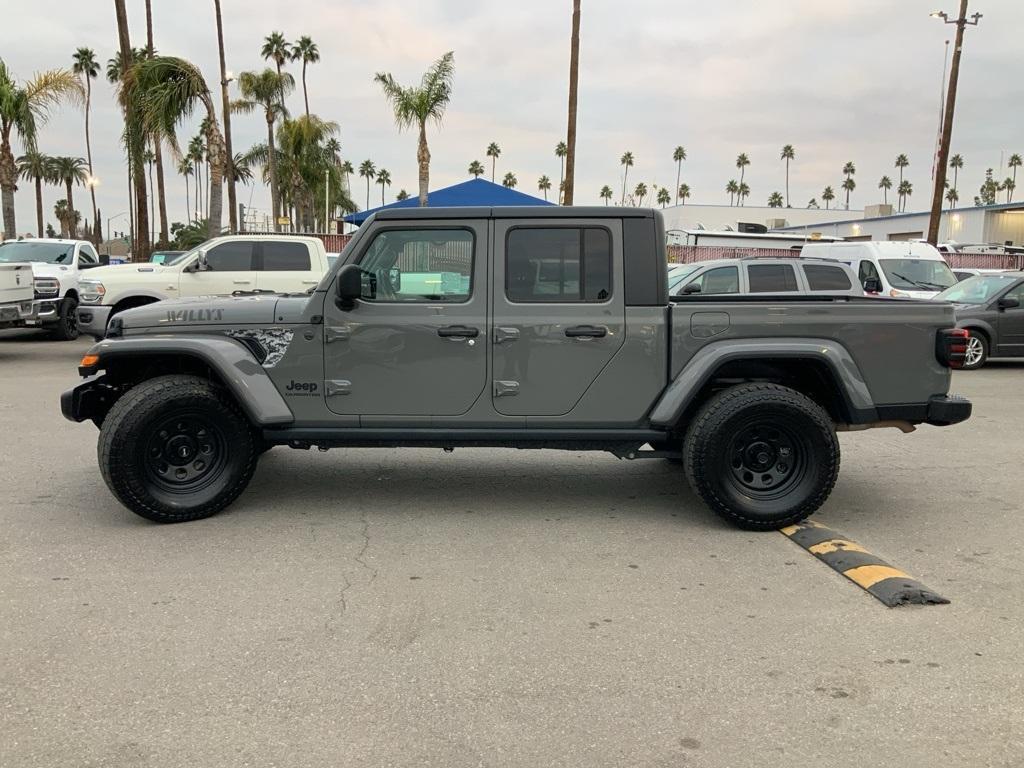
(927, 1, 983, 245)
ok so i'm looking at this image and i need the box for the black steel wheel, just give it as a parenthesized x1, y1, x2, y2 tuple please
(683, 383, 840, 530)
(51, 295, 79, 341)
(99, 375, 258, 523)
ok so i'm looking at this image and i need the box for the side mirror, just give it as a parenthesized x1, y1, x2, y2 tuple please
(388, 267, 401, 292)
(196, 249, 209, 271)
(863, 276, 881, 293)
(336, 264, 363, 310)
(98, 254, 110, 266)
(682, 282, 702, 294)
(998, 296, 1020, 310)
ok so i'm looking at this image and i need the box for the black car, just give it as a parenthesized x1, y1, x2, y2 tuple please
(936, 272, 1024, 369)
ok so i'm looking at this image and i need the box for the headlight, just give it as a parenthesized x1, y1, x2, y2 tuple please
(79, 281, 106, 304)
(33, 277, 60, 298)
(889, 289, 910, 298)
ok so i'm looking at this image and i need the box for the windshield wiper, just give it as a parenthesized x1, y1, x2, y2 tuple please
(889, 272, 934, 291)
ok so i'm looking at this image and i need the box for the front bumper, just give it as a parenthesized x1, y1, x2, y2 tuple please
(77, 304, 113, 340)
(60, 373, 115, 424)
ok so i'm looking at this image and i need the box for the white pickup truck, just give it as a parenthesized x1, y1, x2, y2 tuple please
(0, 262, 34, 329)
(77, 235, 331, 339)
(0, 238, 106, 339)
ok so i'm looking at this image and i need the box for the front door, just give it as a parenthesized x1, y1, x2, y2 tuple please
(323, 223, 488, 416)
(491, 219, 625, 416)
(996, 281, 1024, 356)
(179, 240, 257, 297)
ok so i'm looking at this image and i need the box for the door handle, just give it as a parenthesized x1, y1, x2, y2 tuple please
(565, 325, 607, 338)
(232, 280, 251, 285)
(437, 325, 480, 338)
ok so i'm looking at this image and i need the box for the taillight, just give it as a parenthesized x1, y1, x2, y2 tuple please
(936, 328, 969, 369)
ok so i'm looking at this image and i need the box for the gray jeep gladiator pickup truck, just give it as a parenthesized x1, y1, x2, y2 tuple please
(61, 207, 972, 529)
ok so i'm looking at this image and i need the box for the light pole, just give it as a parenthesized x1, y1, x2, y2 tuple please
(927, 2, 983, 245)
(214, 0, 237, 233)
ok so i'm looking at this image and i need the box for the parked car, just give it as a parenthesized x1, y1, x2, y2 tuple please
(935, 272, 1024, 369)
(0, 238, 108, 340)
(668, 258, 861, 297)
(800, 241, 957, 298)
(951, 267, 1009, 282)
(149, 250, 184, 265)
(77, 235, 333, 339)
(63, 207, 970, 531)
(0, 262, 34, 329)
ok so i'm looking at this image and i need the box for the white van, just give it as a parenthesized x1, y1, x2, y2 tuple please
(799, 241, 957, 299)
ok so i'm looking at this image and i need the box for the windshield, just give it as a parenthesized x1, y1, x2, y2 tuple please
(151, 251, 187, 266)
(667, 264, 700, 291)
(935, 274, 1019, 305)
(879, 258, 956, 291)
(0, 241, 75, 264)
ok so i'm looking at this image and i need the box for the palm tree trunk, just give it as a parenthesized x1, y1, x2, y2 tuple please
(128, 162, 135, 245)
(184, 172, 190, 224)
(148, 158, 155, 243)
(34, 177, 44, 237)
(66, 180, 76, 238)
(155, 142, 168, 244)
(417, 123, 430, 207)
(365, 178, 370, 210)
(675, 161, 681, 205)
(203, 113, 225, 238)
(116, 0, 149, 260)
(380, 183, 385, 207)
(491, 157, 496, 183)
(84, 78, 99, 244)
(0, 136, 17, 239)
(302, 61, 309, 118)
(267, 116, 280, 233)
(785, 160, 790, 207)
(564, 0, 581, 204)
(621, 167, 629, 205)
(953, 168, 958, 194)
(214, 0, 236, 234)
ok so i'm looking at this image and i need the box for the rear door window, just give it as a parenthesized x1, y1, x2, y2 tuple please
(506, 227, 611, 303)
(803, 264, 853, 291)
(747, 263, 799, 293)
(205, 241, 255, 271)
(260, 241, 311, 271)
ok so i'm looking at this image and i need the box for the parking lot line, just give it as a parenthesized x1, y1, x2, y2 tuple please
(780, 520, 950, 607)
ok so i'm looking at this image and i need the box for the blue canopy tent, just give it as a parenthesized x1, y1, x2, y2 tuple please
(343, 178, 554, 225)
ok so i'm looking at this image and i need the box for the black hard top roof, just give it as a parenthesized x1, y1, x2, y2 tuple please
(371, 206, 655, 221)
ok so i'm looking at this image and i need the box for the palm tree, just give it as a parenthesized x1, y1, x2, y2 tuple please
(377, 168, 391, 205)
(0, 60, 82, 239)
(1009, 154, 1022, 195)
(949, 153, 964, 196)
(132, 56, 227, 238)
(656, 186, 671, 208)
(780, 145, 795, 207)
(822, 186, 835, 210)
(841, 177, 856, 209)
(599, 185, 613, 205)
(233, 68, 294, 230)
(113, 0, 150, 256)
(619, 151, 634, 204)
(358, 160, 376, 209)
(177, 157, 193, 223)
(634, 182, 648, 206)
(291, 36, 319, 117)
(71, 47, 99, 240)
(50, 156, 88, 238)
(895, 154, 909, 186)
(1004, 177, 1015, 203)
(945, 187, 959, 206)
(143, 146, 155, 241)
(340, 159, 353, 195)
(807, 198, 818, 209)
(226, 153, 253, 186)
(726, 179, 738, 206)
(897, 180, 913, 212)
(668, 146, 687, 205)
(261, 32, 292, 104)
(736, 153, 750, 186)
(678, 183, 691, 205)
(562, 0, 581, 204)
(374, 51, 455, 207)
(502, 172, 517, 189)
(878, 175, 892, 206)
(738, 181, 750, 206)
(486, 142, 501, 182)
(53, 199, 79, 238)
(396, 189, 409, 201)
(768, 191, 784, 208)
(538, 174, 551, 200)
(468, 160, 484, 179)
(188, 135, 205, 219)
(213, 0, 236, 236)
(16, 151, 54, 237)
(555, 141, 567, 201)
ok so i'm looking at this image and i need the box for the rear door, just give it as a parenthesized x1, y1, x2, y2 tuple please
(256, 240, 321, 293)
(179, 240, 256, 296)
(491, 219, 624, 416)
(996, 280, 1024, 355)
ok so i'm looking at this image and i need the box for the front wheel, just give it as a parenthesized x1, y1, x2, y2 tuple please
(683, 383, 840, 531)
(98, 375, 258, 523)
(50, 295, 79, 341)
(962, 331, 988, 370)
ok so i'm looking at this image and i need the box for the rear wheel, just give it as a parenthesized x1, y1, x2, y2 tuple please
(50, 295, 79, 341)
(683, 383, 840, 530)
(98, 375, 258, 523)
(962, 331, 988, 370)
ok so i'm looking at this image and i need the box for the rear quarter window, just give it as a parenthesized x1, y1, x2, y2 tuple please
(261, 241, 312, 271)
(803, 264, 853, 291)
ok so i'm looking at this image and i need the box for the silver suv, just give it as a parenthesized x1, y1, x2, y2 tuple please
(669, 258, 862, 297)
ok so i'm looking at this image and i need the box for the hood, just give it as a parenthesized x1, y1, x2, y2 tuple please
(30, 262, 75, 280)
(83, 262, 178, 281)
(118, 294, 283, 330)
(952, 302, 987, 318)
(899, 289, 941, 300)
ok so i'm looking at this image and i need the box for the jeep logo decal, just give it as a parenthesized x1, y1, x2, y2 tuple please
(166, 308, 224, 323)
(286, 380, 318, 393)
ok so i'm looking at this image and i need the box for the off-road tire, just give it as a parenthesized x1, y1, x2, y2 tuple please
(683, 383, 840, 531)
(50, 295, 79, 341)
(98, 374, 258, 523)
(962, 330, 988, 370)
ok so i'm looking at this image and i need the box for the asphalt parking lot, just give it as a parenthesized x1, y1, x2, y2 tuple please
(1, 328, 1022, 768)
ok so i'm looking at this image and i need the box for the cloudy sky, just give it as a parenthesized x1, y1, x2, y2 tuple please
(3, 0, 1022, 235)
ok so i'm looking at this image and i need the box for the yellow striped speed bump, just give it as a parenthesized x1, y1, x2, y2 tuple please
(780, 520, 949, 607)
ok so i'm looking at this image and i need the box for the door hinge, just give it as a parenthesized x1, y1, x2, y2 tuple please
(494, 380, 519, 397)
(325, 325, 352, 343)
(494, 326, 520, 344)
(325, 380, 352, 397)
